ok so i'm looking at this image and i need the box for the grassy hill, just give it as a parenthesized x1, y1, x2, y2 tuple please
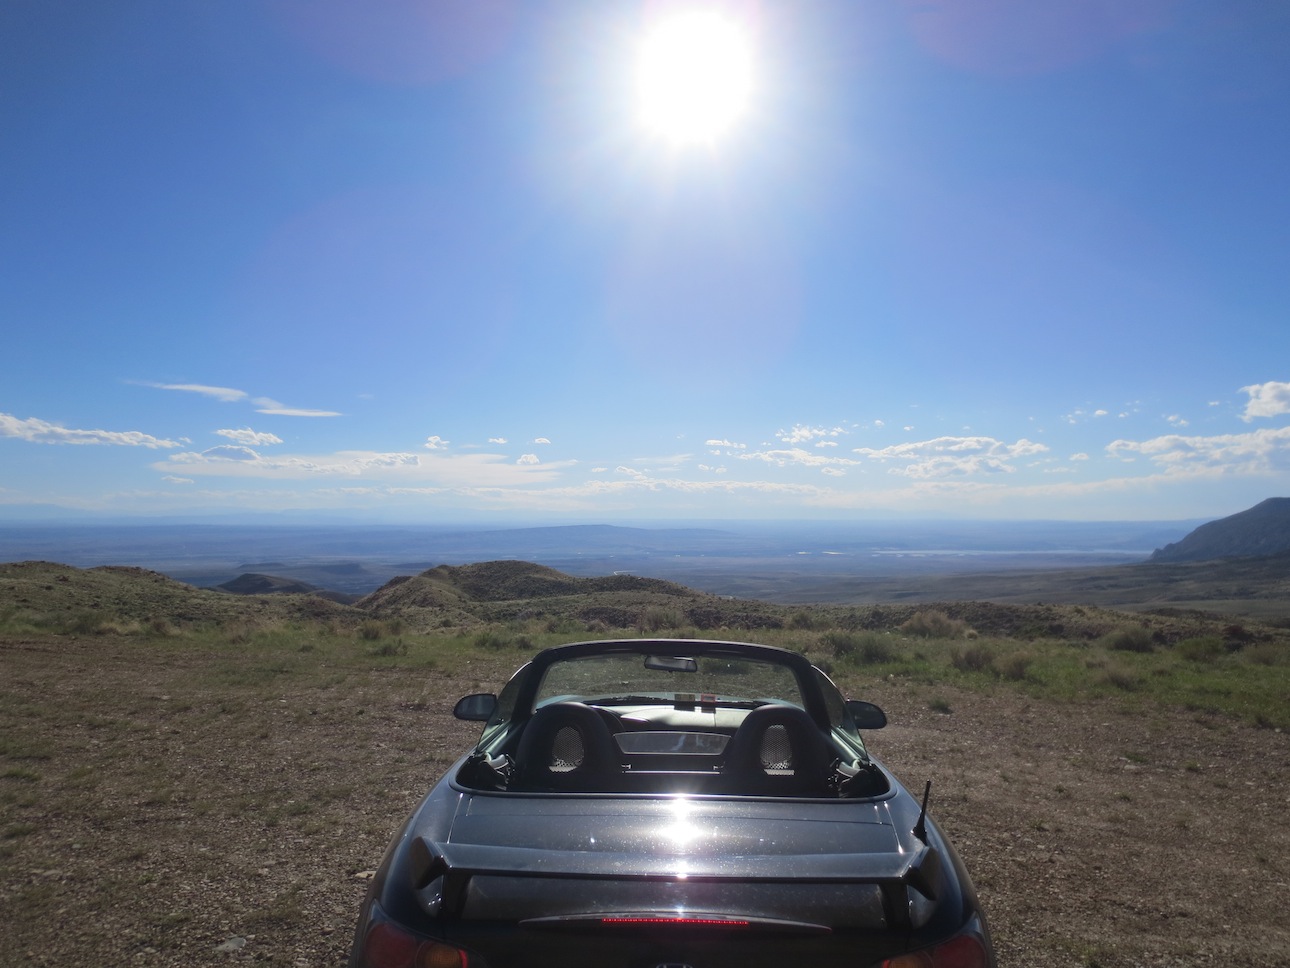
(0, 560, 354, 634)
(3, 557, 1287, 731)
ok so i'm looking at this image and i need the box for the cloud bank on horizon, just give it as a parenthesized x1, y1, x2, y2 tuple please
(3, 2, 1288, 522)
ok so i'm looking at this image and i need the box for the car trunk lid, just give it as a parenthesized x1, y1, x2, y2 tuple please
(408, 793, 936, 932)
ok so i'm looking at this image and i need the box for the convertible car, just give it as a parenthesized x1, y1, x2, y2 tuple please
(349, 639, 994, 968)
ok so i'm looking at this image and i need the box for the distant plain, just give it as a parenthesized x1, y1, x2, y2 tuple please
(0, 517, 1222, 604)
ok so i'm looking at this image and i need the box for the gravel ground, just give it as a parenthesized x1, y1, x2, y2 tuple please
(2, 635, 1288, 967)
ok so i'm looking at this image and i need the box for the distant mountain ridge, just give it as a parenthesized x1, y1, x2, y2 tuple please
(1151, 498, 1290, 563)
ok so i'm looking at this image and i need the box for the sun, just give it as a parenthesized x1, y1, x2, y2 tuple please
(634, 9, 755, 147)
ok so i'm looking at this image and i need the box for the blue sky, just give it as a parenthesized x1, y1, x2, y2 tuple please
(2, 0, 1288, 523)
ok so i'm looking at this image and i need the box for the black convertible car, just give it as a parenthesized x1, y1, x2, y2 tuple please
(350, 639, 994, 968)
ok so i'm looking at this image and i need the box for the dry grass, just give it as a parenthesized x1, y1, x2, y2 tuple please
(2, 631, 1288, 966)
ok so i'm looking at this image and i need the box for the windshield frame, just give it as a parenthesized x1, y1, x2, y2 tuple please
(473, 638, 834, 754)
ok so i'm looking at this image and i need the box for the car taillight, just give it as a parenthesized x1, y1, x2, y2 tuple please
(362, 921, 468, 968)
(881, 925, 990, 968)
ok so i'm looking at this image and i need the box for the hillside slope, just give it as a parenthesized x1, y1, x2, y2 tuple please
(355, 560, 788, 630)
(0, 560, 353, 630)
(1151, 497, 1290, 562)
(7, 558, 1288, 649)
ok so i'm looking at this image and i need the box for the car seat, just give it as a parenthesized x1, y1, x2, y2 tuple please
(512, 701, 623, 792)
(721, 704, 833, 796)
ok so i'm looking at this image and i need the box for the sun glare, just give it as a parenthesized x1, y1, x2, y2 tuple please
(635, 9, 754, 146)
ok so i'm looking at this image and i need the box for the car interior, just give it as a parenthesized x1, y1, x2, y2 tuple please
(459, 698, 890, 798)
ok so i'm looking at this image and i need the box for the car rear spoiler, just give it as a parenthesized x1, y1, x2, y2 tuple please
(408, 837, 943, 929)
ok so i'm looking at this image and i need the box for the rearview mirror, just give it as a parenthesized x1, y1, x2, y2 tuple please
(846, 699, 887, 730)
(644, 655, 698, 673)
(453, 693, 497, 721)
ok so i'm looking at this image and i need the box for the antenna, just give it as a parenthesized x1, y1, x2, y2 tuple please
(913, 780, 932, 843)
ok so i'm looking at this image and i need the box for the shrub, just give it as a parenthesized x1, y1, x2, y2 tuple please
(787, 610, 816, 631)
(473, 629, 513, 650)
(951, 644, 996, 674)
(998, 651, 1034, 682)
(224, 621, 257, 644)
(821, 630, 897, 664)
(62, 611, 113, 635)
(358, 620, 385, 641)
(900, 610, 968, 639)
(637, 606, 684, 633)
(1103, 626, 1155, 653)
(1175, 635, 1224, 664)
(544, 616, 583, 635)
(1098, 665, 1143, 691)
(1223, 624, 1254, 646)
(1243, 642, 1282, 666)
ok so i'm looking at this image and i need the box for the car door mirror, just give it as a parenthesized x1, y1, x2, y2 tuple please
(453, 693, 498, 721)
(846, 699, 887, 730)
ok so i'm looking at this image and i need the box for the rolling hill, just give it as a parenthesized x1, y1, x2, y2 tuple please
(5, 557, 1287, 646)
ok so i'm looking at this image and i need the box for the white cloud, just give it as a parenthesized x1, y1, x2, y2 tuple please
(144, 383, 339, 416)
(853, 435, 1048, 478)
(1071, 452, 1090, 461)
(739, 446, 860, 470)
(1166, 414, 1189, 428)
(1107, 426, 1290, 474)
(162, 476, 194, 485)
(517, 454, 540, 465)
(216, 428, 283, 447)
(776, 425, 847, 445)
(534, 437, 551, 445)
(202, 445, 262, 461)
(424, 435, 450, 450)
(0, 412, 181, 449)
(252, 397, 342, 417)
(353, 453, 420, 469)
(489, 437, 508, 444)
(1240, 380, 1290, 421)
(629, 453, 691, 472)
(148, 383, 248, 403)
(705, 439, 746, 450)
(153, 448, 570, 485)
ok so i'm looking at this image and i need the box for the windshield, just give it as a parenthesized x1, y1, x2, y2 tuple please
(534, 652, 805, 710)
